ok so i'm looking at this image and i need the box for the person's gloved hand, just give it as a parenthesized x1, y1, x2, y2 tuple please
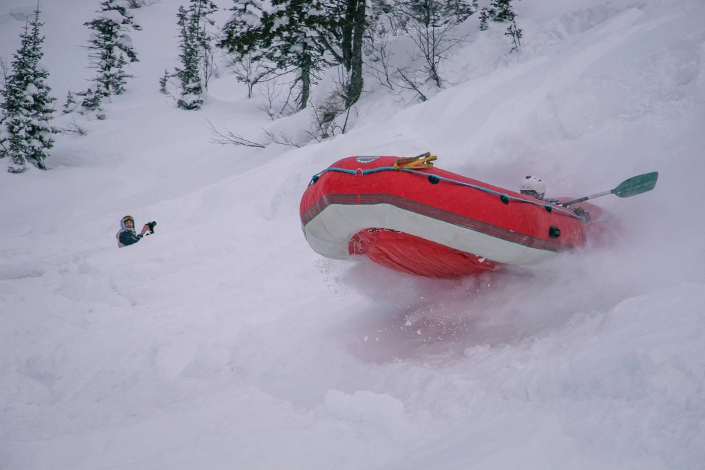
(141, 224, 149, 235)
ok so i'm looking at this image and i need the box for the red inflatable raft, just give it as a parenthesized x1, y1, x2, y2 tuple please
(300, 155, 611, 278)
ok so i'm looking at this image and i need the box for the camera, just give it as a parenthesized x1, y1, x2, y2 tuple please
(146, 221, 157, 233)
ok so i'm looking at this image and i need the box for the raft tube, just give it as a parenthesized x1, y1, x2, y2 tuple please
(300, 156, 611, 278)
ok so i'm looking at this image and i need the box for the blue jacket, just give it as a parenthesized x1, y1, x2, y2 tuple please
(117, 230, 143, 247)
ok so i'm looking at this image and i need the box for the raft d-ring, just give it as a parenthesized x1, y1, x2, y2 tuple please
(549, 226, 561, 239)
(356, 168, 363, 176)
(500, 194, 510, 205)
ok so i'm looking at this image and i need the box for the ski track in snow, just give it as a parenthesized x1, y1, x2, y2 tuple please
(1, 0, 705, 468)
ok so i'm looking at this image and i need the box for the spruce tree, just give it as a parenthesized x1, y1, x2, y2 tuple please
(63, 90, 78, 114)
(220, 0, 377, 110)
(266, 0, 337, 109)
(219, 0, 267, 57)
(192, 0, 219, 89)
(174, 0, 218, 110)
(480, 0, 519, 25)
(175, 6, 203, 109)
(84, 0, 141, 98)
(505, 19, 522, 52)
(218, 0, 274, 89)
(0, 8, 57, 173)
(63, 88, 104, 117)
(220, 0, 340, 110)
(159, 69, 170, 94)
(490, 0, 519, 22)
(479, 7, 490, 30)
(219, 2, 275, 98)
(479, 0, 522, 51)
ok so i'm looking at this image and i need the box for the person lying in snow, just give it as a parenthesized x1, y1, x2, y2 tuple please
(116, 215, 150, 248)
(519, 176, 590, 220)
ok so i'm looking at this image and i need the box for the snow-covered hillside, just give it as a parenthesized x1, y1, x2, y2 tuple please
(1, 0, 704, 468)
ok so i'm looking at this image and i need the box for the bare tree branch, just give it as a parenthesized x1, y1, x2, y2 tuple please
(207, 120, 265, 147)
(364, 31, 396, 90)
(256, 79, 284, 120)
(395, 67, 427, 102)
(223, 52, 281, 99)
(61, 117, 90, 136)
(393, 1, 471, 88)
(263, 130, 300, 148)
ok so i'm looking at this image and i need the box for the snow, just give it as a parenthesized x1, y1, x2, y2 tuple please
(1, 0, 704, 469)
(324, 389, 410, 438)
(118, 33, 134, 48)
(25, 83, 38, 96)
(8, 6, 35, 22)
(100, 9, 127, 25)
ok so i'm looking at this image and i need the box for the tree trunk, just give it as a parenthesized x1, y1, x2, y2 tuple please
(341, 0, 357, 71)
(345, 0, 365, 108)
(299, 51, 311, 110)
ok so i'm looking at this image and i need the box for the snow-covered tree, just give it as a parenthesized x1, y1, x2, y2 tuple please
(479, 0, 522, 51)
(125, 0, 153, 8)
(174, 0, 218, 110)
(159, 69, 170, 94)
(489, 0, 519, 23)
(62, 91, 78, 114)
(84, 0, 141, 98)
(220, 0, 342, 110)
(225, 52, 277, 99)
(174, 6, 202, 109)
(220, 1, 277, 99)
(267, 0, 339, 110)
(505, 18, 522, 52)
(0, 8, 57, 173)
(480, 0, 519, 28)
(194, 1, 219, 90)
(479, 7, 490, 30)
(220, 0, 381, 111)
(63, 87, 104, 118)
(219, 0, 266, 59)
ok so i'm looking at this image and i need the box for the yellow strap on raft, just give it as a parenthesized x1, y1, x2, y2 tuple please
(393, 152, 437, 170)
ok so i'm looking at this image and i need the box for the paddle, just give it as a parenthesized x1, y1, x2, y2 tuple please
(561, 172, 659, 206)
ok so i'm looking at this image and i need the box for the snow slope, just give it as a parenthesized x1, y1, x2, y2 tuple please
(1, 0, 704, 468)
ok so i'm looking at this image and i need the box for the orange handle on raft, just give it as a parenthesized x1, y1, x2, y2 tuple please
(394, 152, 437, 170)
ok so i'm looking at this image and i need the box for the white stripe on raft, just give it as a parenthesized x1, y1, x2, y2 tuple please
(303, 203, 560, 265)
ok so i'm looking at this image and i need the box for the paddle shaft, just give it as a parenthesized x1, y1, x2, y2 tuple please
(562, 190, 612, 206)
(561, 172, 658, 206)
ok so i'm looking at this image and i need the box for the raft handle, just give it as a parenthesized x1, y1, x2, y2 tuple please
(394, 152, 437, 170)
(500, 195, 509, 205)
(549, 226, 561, 239)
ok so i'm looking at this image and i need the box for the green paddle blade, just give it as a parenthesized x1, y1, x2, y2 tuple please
(612, 171, 658, 198)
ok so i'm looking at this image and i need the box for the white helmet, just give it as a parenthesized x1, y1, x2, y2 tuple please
(519, 176, 546, 200)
